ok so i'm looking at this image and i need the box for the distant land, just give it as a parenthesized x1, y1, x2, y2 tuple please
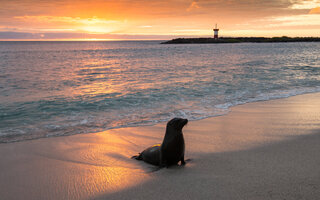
(161, 36, 320, 44)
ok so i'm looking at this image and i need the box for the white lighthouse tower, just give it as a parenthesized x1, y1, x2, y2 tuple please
(213, 24, 219, 39)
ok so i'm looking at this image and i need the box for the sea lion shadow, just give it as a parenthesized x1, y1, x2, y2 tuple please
(97, 132, 320, 200)
(134, 158, 193, 173)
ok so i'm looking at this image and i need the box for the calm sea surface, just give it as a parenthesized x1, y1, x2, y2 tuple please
(1, 41, 320, 142)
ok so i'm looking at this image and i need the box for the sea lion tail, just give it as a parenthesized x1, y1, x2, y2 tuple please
(131, 154, 143, 160)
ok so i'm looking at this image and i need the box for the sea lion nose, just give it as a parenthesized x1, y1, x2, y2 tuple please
(183, 119, 188, 125)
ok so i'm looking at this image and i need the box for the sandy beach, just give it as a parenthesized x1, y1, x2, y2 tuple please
(1, 92, 319, 200)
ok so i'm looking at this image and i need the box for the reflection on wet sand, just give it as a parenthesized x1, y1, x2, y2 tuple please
(0, 125, 164, 199)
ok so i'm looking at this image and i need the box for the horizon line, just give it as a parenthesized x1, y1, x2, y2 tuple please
(1, 35, 320, 42)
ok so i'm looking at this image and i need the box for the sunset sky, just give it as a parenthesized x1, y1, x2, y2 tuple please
(0, 0, 320, 40)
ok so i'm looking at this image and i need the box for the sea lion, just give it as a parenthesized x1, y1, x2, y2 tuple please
(132, 118, 188, 167)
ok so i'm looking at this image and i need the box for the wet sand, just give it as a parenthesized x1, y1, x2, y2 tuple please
(0, 93, 319, 200)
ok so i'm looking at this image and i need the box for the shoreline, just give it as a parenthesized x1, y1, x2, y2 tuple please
(0, 92, 319, 199)
(2, 89, 320, 144)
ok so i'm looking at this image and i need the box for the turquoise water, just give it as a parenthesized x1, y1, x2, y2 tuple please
(1, 41, 320, 142)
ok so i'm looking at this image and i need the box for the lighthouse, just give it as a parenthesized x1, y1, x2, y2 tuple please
(213, 24, 219, 39)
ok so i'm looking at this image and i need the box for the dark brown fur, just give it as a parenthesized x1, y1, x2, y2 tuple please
(132, 118, 188, 167)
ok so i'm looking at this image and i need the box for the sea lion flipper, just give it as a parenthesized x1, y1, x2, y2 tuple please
(181, 155, 186, 165)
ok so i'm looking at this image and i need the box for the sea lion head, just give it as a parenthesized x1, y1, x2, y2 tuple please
(166, 118, 188, 132)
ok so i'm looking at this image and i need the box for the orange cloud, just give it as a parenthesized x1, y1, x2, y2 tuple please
(14, 16, 119, 25)
(309, 7, 320, 14)
(290, 0, 320, 9)
(187, 1, 200, 11)
(264, 14, 320, 26)
(13, 15, 126, 33)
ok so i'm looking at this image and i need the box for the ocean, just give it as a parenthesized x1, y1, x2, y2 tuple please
(1, 41, 320, 143)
